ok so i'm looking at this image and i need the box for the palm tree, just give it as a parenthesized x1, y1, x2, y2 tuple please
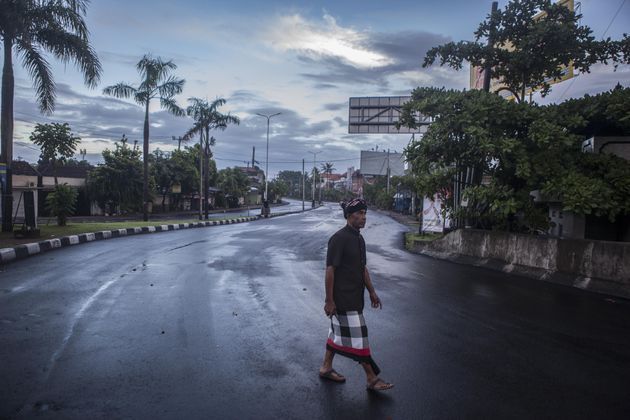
(320, 162, 335, 190)
(183, 97, 239, 219)
(0, 0, 101, 231)
(103, 55, 185, 221)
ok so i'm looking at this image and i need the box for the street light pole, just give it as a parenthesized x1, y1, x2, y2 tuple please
(256, 112, 281, 204)
(308, 150, 321, 208)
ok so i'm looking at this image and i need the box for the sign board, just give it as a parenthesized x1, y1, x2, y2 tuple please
(360, 150, 406, 176)
(422, 195, 451, 233)
(348, 96, 431, 134)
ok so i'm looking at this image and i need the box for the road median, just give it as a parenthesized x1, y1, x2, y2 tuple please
(0, 216, 259, 266)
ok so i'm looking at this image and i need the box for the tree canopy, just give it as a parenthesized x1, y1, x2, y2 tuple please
(87, 136, 144, 215)
(423, 0, 630, 102)
(30, 122, 81, 185)
(401, 86, 630, 230)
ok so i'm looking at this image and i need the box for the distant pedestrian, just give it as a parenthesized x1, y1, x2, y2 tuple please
(318, 198, 393, 391)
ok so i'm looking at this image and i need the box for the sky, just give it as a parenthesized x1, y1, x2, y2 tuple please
(8, 0, 630, 178)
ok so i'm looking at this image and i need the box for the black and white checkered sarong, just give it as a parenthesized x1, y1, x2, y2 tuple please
(326, 311, 380, 375)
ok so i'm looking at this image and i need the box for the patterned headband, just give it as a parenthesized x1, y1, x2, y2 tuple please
(341, 198, 367, 218)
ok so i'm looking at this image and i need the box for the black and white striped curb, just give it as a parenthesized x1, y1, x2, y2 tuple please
(0, 216, 259, 265)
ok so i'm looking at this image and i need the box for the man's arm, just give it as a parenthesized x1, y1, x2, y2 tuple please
(324, 266, 336, 316)
(364, 266, 382, 309)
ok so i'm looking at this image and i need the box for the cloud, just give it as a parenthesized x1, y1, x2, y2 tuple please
(266, 13, 393, 69)
(322, 101, 347, 111)
(265, 13, 463, 90)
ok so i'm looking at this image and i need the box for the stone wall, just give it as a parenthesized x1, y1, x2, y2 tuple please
(412, 229, 630, 299)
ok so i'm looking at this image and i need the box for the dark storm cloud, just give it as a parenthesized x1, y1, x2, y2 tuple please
(322, 102, 347, 111)
(295, 30, 463, 90)
(313, 83, 338, 89)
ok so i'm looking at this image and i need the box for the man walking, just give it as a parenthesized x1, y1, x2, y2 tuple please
(318, 199, 394, 391)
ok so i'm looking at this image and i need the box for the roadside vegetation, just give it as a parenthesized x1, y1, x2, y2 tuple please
(404, 232, 442, 251)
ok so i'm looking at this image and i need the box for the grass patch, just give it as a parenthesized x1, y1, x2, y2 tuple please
(405, 232, 442, 250)
(0, 217, 239, 249)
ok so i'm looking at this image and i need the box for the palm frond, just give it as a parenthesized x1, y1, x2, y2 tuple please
(182, 123, 203, 142)
(103, 83, 137, 99)
(208, 97, 227, 111)
(160, 97, 185, 117)
(137, 54, 177, 84)
(157, 76, 185, 98)
(34, 3, 89, 40)
(35, 28, 101, 87)
(17, 43, 55, 114)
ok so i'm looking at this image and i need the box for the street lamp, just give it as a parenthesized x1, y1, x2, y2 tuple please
(308, 150, 321, 208)
(256, 112, 281, 209)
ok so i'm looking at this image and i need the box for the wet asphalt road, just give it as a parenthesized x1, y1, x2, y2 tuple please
(1, 203, 629, 419)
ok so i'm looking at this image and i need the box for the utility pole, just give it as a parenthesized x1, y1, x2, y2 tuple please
(172, 136, 183, 151)
(252, 146, 256, 168)
(302, 158, 305, 211)
(255, 112, 281, 204)
(483, 2, 499, 92)
(308, 151, 321, 208)
(198, 132, 203, 220)
(386, 148, 391, 194)
(204, 137, 214, 220)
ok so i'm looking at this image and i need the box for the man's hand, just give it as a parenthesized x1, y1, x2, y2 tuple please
(324, 300, 337, 317)
(369, 291, 382, 309)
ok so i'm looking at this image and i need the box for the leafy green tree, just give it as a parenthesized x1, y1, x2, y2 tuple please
(150, 149, 172, 212)
(277, 170, 305, 198)
(30, 122, 81, 185)
(267, 179, 288, 203)
(171, 145, 202, 194)
(0, 0, 101, 231)
(183, 97, 239, 218)
(320, 162, 335, 189)
(423, 0, 630, 102)
(87, 136, 144, 215)
(401, 86, 630, 231)
(103, 55, 185, 221)
(363, 176, 393, 210)
(45, 184, 77, 226)
(217, 167, 249, 208)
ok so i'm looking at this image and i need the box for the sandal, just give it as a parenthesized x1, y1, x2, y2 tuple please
(319, 369, 346, 383)
(366, 377, 394, 391)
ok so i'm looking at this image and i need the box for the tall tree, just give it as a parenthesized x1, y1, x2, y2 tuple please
(217, 167, 249, 208)
(423, 0, 630, 102)
(30, 122, 80, 186)
(0, 0, 101, 231)
(320, 162, 335, 189)
(103, 55, 185, 221)
(183, 97, 239, 219)
(87, 135, 144, 215)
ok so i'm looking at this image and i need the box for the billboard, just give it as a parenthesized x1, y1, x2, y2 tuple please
(360, 150, 406, 177)
(470, 0, 575, 98)
(348, 96, 431, 134)
(422, 196, 451, 233)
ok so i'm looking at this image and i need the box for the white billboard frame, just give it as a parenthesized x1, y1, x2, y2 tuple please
(348, 96, 431, 134)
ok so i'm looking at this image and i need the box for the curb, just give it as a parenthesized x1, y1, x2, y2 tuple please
(405, 237, 630, 301)
(0, 216, 259, 266)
